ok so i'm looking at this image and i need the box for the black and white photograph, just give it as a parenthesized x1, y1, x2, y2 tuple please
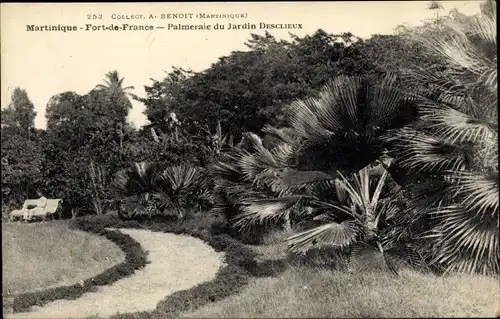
(1, 1, 498, 318)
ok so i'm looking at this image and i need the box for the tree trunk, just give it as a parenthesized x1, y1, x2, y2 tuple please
(120, 124, 123, 160)
(283, 212, 292, 232)
(174, 126, 179, 142)
(71, 207, 78, 219)
(364, 205, 378, 241)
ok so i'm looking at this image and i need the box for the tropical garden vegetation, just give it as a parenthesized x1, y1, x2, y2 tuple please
(1, 0, 497, 294)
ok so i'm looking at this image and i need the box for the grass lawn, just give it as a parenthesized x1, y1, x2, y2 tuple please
(182, 231, 500, 318)
(183, 267, 499, 318)
(2, 221, 125, 295)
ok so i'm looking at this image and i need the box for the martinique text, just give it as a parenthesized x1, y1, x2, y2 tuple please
(25, 24, 155, 32)
(26, 25, 78, 32)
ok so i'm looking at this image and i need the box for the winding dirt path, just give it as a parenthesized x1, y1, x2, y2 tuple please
(6, 228, 225, 319)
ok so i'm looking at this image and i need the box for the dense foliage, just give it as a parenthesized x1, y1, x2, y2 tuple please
(111, 162, 213, 220)
(1, 1, 497, 275)
(387, 2, 498, 275)
(139, 30, 375, 140)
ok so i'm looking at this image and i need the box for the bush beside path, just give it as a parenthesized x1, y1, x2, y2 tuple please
(6, 228, 224, 319)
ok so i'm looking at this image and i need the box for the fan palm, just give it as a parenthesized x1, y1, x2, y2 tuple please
(213, 73, 418, 196)
(111, 161, 165, 219)
(232, 162, 411, 274)
(111, 161, 213, 220)
(157, 164, 213, 218)
(387, 6, 498, 275)
(213, 73, 419, 248)
(213, 76, 424, 264)
(211, 130, 302, 231)
(285, 74, 418, 175)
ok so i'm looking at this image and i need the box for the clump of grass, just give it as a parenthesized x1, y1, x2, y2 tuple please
(2, 221, 124, 295)
(183, 267, 500, 318)
(250, 229, 292, 262)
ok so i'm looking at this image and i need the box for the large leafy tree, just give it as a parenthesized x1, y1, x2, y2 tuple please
(359, 33, 446, 89)
(387, 3, 498, 275)
(1, 130, 43, 207)
(1, 88, 43, 209)
(43, 92, 94, 212)
(43, 81, 135, 215)
(139, 67, 193, 131)
(1, 87, 37, 137)
(140, 30, 374, 142)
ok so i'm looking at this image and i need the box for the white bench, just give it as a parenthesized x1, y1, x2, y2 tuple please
(9, 197, 63, 222)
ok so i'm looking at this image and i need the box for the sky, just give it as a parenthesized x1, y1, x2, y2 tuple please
(1, 1, 482, 129)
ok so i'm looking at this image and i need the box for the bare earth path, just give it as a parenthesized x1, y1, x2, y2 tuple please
(6, 228, 225, 319)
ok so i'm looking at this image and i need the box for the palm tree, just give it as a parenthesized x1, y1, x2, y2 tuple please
(387, 5, 498, 275)
(427, 1, 444, 24)
(215, 74, 417, 191)
(111, 161, 163, 219)
(111, 161, 213, 220)
(95, 70, 135, 158)
(227, 154, 416, 274)
(284, 74, 417, 175)
(212, 74, 419, 264)
(211, 130, 300, 232)
(95, 70, 135, 97)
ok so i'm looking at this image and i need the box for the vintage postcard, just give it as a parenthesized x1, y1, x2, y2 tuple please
(2, 1, 498, 319)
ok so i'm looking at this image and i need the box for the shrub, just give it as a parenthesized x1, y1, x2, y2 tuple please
(111, 162, 214, 220)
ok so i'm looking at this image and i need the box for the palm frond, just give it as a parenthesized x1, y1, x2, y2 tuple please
(418, 15, 496, 80)
(413, 9, 497, 91)
(384, 7, 498, 275)
(367, 74, 418, 132)
(237, 133, 282, 180)
(306, 200, 360, 220)
(451, 170, 499, 218)
(211, 158, 245, 183)
(160, 165, 202, 191)
(306, 179, 338, 201)
(270, 142, 295, 168)
(94, 84, 108, 90)
(428, 204, 499, 275)
(285, 220, 360, 254)
(285, 74, 416, 173)
(371, 165, 389, 208)
(419, 104, 496, 144)
(390, 127, 470, 173)
(231, 195, 304, 230)
(336, 171, 365, 209)
(261, 125, 300, 146)
(111, 161, 163, 197)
